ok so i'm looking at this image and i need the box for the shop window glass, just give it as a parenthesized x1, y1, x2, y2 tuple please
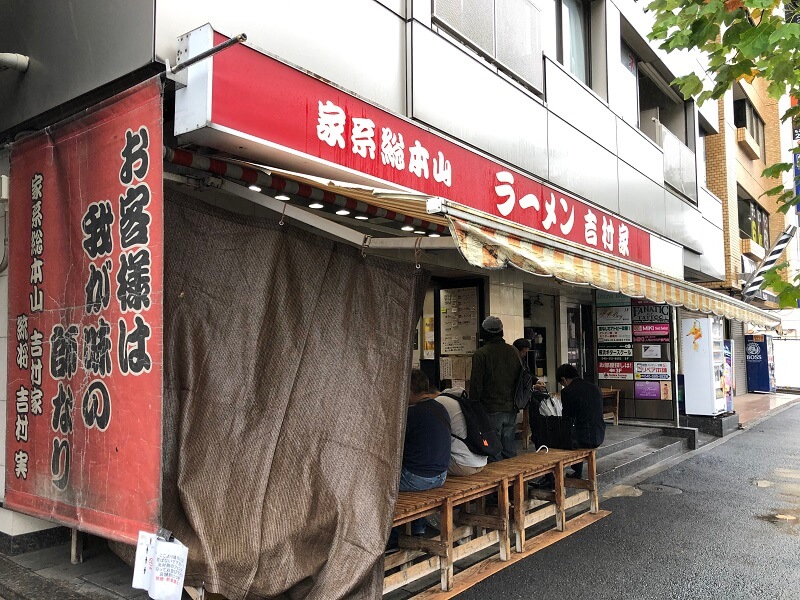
(734, 98, 767, 163)
(738, 196, 770, 248)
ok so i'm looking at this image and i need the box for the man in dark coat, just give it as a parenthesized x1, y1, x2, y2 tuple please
(556, 363, 606, 477)
(469, 316, 521, 461)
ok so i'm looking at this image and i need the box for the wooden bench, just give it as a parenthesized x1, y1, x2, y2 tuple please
(384, 448, 598, 594)
(601, 387, 621, 425)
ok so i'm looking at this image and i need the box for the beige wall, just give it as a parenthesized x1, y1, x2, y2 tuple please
(487, 270, 525, 342)
(704, 80, 788, 289)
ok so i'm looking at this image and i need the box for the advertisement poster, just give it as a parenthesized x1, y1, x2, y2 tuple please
(635, 381, 661, 399)
(641, 344, 662, 359)
(632, 305, 670, 323)
(5, 79, 163, 544)
(598, 361, 634, 380)
(633, 323, 670, 342)
(596, 291, 632, 307)
(596, 306, 632, 325)
(634, 361, 672, 380)
(660, 381, 673, 400)
(598, 325, 633, 343)
(723, 339, 734, 412)
(597, 344, 634, 360)
(422, 316, 435, 360)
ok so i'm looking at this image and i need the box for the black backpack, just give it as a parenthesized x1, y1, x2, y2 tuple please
(439, 391, 502, 457)
(514, 357, 536, 410)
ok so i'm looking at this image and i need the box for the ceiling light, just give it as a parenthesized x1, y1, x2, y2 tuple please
(248, 185, 262, 192)
(275, 194, 290, 201)
(309, 203, 324, 209)
(401, 226, 414, 232)
(429, 233, 441, 238)
(336, 209, 350, 216)
(355, 215, 369, 220)
(414, 230, 425, 235)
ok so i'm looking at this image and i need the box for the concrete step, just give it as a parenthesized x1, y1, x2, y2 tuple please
(596, 435, 688, 488)
(596, 426, 662, 459)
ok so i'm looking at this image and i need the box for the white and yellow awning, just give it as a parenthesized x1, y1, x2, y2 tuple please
(429, 200, 779, 328)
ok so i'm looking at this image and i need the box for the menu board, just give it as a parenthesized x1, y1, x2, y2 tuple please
(440, 287, 478, 355)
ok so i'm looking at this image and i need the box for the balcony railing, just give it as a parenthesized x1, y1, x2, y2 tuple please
(660, 124, 698, 203)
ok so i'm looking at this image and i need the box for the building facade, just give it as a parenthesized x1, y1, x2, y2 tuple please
(0, 0, 778, 557)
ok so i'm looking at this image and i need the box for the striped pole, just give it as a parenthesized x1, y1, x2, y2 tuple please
(742, 225, 798, 298)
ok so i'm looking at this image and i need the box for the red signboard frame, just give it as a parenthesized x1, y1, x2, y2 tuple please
(5, 78, 163, 544)
(198, 31, 651, 266)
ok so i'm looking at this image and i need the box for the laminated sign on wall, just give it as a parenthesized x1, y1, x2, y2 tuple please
(132, 531, 188, 600)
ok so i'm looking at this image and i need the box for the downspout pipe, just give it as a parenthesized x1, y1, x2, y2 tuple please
(0, 53, 29, 72)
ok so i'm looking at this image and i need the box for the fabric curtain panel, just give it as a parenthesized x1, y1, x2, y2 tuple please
(153, 188, 427, 599)
(562, 0, 588, 84)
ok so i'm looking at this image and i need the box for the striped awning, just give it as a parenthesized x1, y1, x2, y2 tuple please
(447, 215, 780, 328)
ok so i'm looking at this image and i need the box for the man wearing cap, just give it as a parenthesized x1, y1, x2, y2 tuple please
(469, 316, 522, 461)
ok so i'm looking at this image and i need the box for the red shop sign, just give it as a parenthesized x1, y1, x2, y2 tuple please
(181, 30, 651, 266)
(5, 78, 163, 544)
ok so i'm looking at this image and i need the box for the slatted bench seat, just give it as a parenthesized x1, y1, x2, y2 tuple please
(385, 472, 513, 593)
(384, 448, 598, 595)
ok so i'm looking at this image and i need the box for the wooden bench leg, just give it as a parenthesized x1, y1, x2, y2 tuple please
(440, 499, 454, 591)
(588, 452, 599, 514)
(554, 466, 566, 531)
(514, 474, 525, 552)
(498, 478, 511, 561)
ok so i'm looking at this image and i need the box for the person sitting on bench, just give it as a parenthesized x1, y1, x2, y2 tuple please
(397, 369, 451, 536)
(434, 384, 488, 477)
(557, 363, 606, 477)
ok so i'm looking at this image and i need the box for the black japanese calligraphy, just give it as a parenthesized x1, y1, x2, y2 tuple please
(83, 317, 112, 376)
(51, 438, 70, 491)
(49, 324, 78, 380)
(85, 259, 112, 315)
(116, 248, 151, 312)
(81, 201, 114, 259)
(82, 380, 111, 431)
(118, 315, 152, 375)
(119, 184, 151, 249)
(119, 127, 149, 185)
(51, 382, 74, 435)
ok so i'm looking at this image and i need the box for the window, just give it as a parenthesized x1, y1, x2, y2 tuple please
(433, 0, 544, 92)
(738, 197, 770, 248)
(733, 98, 766, 162)
(558, 0, 590, 85)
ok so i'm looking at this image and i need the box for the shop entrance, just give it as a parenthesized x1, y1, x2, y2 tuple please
(416, 277, 485, 391)
(566, 303, 596, 381)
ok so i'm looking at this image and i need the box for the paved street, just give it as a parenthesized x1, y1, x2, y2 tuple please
(459, 404, 800, 600)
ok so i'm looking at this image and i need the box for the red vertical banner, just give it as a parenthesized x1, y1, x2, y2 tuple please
(5, 78, 163, 544)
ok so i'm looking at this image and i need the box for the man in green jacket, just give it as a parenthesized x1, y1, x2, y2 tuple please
(469, 316, 522, 461)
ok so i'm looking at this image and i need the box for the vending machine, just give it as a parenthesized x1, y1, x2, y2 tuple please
(681, 316, 726, 416)
(745, 334, 777, 393)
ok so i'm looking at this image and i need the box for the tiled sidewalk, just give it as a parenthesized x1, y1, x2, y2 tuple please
(735, 391, 800, 425)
